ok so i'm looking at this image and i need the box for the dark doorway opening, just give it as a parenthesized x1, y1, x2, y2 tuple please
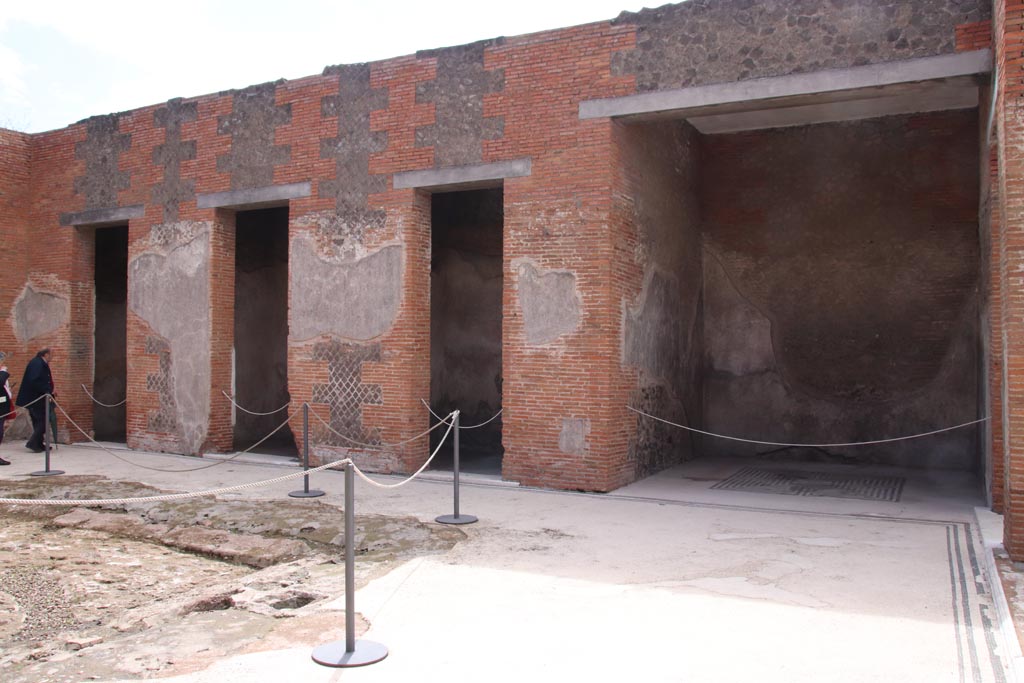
(93, 225, 128, 442)
(430, 188, 504, 475)
(233, 207, 296, 457)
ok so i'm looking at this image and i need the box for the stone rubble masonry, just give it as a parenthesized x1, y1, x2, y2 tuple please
(0, 1, 1011, 520)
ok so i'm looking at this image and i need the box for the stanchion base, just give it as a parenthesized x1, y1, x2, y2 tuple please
(30, 470, 64, 477)
(288, 489, 325, 498)
(436, 513, 478, 525)
(311, 639, 388, 668)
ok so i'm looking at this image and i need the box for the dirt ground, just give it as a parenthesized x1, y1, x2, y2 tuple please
(0, 476, 465, 683)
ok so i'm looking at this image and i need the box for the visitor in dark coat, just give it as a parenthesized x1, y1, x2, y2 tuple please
(16, 348, 53, 453)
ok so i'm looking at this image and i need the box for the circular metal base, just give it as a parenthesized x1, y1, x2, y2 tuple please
(30, 470, 64, 477)
(435, 513, 478, 525)
(288, 489, 325, 498)
(311, 639, 388, 668)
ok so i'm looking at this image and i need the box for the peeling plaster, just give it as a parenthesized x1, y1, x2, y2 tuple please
(128, 223, 211, 454)
(289, 235, 402, 342)
(514, 259, 581, 346)
(12, 284, 69, 343)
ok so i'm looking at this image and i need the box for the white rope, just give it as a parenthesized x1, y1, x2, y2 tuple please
(627, 405, 989, 448)
(81, 384, 127, 408)
(347, 412, 456, 489)
(52, 396, 304, 473)
(420, 398, 503, 429)
(308, 405, 449, 449)
(221, 390, 290, 416)
(0, 457, 353, 506)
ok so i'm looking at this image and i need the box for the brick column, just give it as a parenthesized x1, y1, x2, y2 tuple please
(995, 0, 1024, 557)
(64, 225, 95, 442)
(206, 209, 235, 452)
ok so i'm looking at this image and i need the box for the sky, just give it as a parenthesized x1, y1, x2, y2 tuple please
(0, 0, 648, 134)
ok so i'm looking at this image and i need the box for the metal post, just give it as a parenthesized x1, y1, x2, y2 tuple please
(311, 463, 388, 668)
(290, 403, 323, 498)
(436, 410, 477, 525)
(31, 395, 63, 477)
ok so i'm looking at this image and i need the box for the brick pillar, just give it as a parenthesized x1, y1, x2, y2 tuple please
(64, 225, 95, 442)
(987, 138, 1006, 513)
(206, 209, 235, 452)
(995, 0, 1024, 558)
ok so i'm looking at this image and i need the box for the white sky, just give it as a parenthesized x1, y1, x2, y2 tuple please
(0, 0, 648, 134)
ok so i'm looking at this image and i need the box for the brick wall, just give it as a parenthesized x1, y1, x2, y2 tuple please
(995, 0, 1024, 558)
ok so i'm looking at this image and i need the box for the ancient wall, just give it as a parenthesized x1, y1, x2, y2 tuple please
(2, 0, 992, 490)
(612, 0, 989, 91)
(615, 120, 704, 479)
(700, 110, 981, 469)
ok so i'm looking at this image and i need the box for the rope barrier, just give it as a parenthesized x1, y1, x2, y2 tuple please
(52, 396, 304, 473)
(80, 384, 127, 408)
(347, 413, 456, 490)
(627, 405, 989, 448)
(0, 408, 457, 503)
(221, 390, 291, 416)
(420, 399, 503, 430)
(0, 457, 353, 506)
(307, 405, 448, 449)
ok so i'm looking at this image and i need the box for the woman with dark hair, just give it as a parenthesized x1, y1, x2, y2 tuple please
(0, 352, 12, 465)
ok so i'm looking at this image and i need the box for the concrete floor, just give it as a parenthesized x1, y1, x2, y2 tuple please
(0, 443, 1013, 682)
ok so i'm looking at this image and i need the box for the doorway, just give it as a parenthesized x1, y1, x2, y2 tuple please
(233, 207, 296, 456)
(93, 225, 128, 442)
(429, 188, 504, 474)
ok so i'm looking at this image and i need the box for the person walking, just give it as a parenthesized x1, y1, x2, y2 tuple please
(0, 353, 13, 465)
(15, 348, 54, 453)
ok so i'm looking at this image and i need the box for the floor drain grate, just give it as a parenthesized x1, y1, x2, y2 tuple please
(711, 467, 905, 502)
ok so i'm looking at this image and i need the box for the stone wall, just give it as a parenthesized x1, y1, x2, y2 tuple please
(700, 110, 981, 469)
(616, 120, 704, 479)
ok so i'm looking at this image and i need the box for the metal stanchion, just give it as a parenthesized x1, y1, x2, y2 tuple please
(31, 395, 63, 477)
(289, 403, 324, 498)
(312, 462, 388, 668)
(436, 410, 477, 525)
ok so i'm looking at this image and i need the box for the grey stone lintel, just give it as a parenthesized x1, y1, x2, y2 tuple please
(579, 50, 992, 120)
(60, 204, 145, 227)
(393, 159, 532, 191)
(196, 182, 312, 210)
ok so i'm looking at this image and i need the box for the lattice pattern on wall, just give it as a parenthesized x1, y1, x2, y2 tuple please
(144, 336, 178, 434)
(311, 340, 383, 447)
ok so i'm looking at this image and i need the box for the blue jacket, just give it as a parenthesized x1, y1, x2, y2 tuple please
(15, 355, 52, 407)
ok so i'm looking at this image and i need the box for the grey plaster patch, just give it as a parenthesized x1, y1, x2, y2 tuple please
(153, 99, 198, 222)
(514, 260, 581, 346)
(319, 63, 388, 231)
(623, 270, 682, 384)
(558, 418, 590, 456)
(289, 235, 402, 342)
(311, 340, 383, 447)
(128, 222, 211, 454)
(11, 284, 69, 343)
(611, 0, 989, 92)
(416, 41, 505, 167)
(702, 252, 775, 377)
(74, 115, 131, 210)
(217, 82, 291, 190)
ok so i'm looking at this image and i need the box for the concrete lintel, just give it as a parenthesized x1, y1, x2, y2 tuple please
(196, 182, 312, 210)
(393, 159, 531, 191)
(579, 50, 992, 120)
(60, 204, 144, 227)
